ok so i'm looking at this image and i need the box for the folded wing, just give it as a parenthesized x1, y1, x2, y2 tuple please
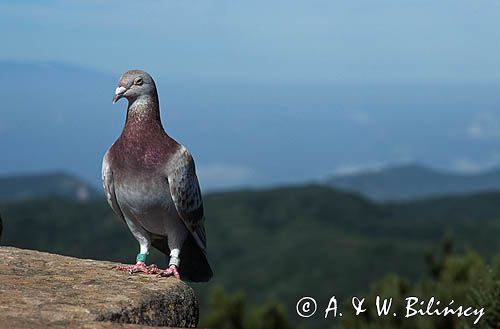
(167, 147, 207, 251)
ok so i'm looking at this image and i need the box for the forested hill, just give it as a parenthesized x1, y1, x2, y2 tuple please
(1, 184, 500, 328)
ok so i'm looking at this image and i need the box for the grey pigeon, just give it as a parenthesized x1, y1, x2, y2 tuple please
(102, 70, 213, 282)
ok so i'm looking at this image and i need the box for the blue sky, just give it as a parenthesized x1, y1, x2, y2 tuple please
(1, 1, 500, 189)
(2, 0, 499, 82)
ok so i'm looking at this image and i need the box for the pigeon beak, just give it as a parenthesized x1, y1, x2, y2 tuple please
(112, 86, 127, 104)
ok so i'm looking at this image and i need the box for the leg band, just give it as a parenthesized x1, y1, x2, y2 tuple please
(136, 253, 147, 263)
(169, 256, 180, 267)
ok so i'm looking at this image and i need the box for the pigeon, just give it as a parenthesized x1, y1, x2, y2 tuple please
(102, 70, 213, 282)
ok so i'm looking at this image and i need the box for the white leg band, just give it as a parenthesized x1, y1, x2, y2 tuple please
(169, 248, 181, 267)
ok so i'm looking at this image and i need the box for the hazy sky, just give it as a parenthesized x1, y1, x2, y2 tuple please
(1, 1, 500, 189)
(2, 0, 499, 82)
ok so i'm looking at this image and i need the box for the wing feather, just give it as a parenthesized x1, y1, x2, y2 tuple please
(102, 151, 125, 221)
(168, 146, 207, 250)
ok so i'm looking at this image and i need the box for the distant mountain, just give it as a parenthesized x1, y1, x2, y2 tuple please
(2, 60, 500, 191)
(0, 172, 100, 202)
(328, 163, 500, 201)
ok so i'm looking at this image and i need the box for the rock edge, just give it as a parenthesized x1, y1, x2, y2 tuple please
(0, 247, 198, 328)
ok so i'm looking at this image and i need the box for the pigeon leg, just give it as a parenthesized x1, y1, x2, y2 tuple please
(113, 216, 156, 274)
(114, 261, 149, 274)
(147, 248, 181, 279)
(114, 252, 151, 274)
(148, 265, 180, 279)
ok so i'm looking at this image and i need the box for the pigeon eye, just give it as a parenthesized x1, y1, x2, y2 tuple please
(134, 78, 143, 86)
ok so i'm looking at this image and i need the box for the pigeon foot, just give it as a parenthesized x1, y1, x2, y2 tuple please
(114, 261, 149, 274)
(147, 265, 180, 279)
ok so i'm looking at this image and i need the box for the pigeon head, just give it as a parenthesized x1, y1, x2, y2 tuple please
(113, 70, 157, 104)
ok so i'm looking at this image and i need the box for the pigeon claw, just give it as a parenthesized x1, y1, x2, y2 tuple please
(114, 261, 149, 274)
(150, 265, 180, 279)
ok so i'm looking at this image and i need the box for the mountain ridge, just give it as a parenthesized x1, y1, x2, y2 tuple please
(0, 171, 100, 202)
(3, 60, 500, 190)
(328, 163, 500, 201)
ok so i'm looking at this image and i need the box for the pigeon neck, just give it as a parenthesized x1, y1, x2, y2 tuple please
(124, 94, 164, 132)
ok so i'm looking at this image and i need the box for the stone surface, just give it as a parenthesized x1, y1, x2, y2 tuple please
(0, 247, 199, 328)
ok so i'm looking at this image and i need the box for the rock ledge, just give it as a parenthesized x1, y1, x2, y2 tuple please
(0, 247, 198, 328)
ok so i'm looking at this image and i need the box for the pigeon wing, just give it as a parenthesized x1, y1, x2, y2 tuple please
(102, 151, 125, 221)
(167, 147, 207, 250)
